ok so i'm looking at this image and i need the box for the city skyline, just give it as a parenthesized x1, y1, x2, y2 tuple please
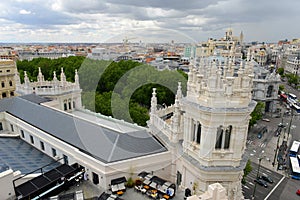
(0, 0, 299, 43)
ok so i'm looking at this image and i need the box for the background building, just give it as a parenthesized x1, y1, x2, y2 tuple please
(0, 59, 17, 99)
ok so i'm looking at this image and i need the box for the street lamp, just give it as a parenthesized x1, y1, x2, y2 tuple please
(252, 151, 264, 199)
(272, 130, 281, 167)
(287, 109, 294, 142)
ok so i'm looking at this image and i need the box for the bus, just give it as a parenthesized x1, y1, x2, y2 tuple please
(292, 103, 300, 114)
(287, 93, 298, 106)
(290, 156, 300, 180)
(290, 140, 300, 157)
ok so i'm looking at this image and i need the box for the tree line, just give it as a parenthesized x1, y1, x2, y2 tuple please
(17, 57, 187, 126)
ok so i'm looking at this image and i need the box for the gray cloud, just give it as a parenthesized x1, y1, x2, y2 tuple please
(0, 0, 298, 42)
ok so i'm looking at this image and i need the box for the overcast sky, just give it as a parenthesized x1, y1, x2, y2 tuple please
(0, 0, 299, 43)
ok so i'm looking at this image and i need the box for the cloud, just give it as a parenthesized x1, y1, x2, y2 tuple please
(0, 0, 299, 42)
(19, 9, 32, 15)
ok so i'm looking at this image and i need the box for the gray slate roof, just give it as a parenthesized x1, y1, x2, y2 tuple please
(0, 95, 167, 163)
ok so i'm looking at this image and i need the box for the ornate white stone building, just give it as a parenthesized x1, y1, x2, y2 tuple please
(15, 67, 82, 112)
(0, 50, 256, 199)
(148, 50, 256, 199)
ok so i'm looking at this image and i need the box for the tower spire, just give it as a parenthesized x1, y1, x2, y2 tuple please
(37, 67, 44, 83)
(60, 68, 66, 86)
(75, 69, 80, 89)
(24, 71, 30, 86)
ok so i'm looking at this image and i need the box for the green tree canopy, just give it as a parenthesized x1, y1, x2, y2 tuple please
(249, 102, 265, 127)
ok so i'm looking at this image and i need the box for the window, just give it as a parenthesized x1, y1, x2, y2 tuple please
(9, 81, 12, 87)
(52, 148, 57, 157)
(92, 172, 99, 185)
(10, 124, 14, 132)
(266, 85, 274, 98)
(68, 101, 71, 110)
(2, 93, 6, 98)
(10, 92, 14, 96)
(1, 82, 5, 88)
(40, 141, 45, 151)
(224, 125, 232, 149)
(20, 130, 25, 138)
(196, 123, 201, 144)
(0, 122, 3, 131)
(63, 154, 68, 165)
(6, 70, 10, 72)
(30, 135, 34, 144)
(64, 103, 67, 111)
(215, 125, 232, 150)
(73, 101, 75, 109)
(215, 126, 223, 149)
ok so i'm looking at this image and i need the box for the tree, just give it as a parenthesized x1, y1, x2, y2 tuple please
(249, 102, 265, 127)
(286, 73, 299, 88)
(277, 67, 284, 76)
(279, 84, 284, 92)
(242, 160, 252, 184)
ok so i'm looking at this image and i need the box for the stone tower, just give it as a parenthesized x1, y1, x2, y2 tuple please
(149, 49, 256, 199)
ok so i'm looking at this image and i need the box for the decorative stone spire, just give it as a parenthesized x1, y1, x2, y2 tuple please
(37, 67, 44, 83)
(75, 69, 80, 89)
(150, 88, 157, 115)
(60, 68, 66, 86)
(171, 97, 180, 141)
(24, 71, 30, 86)
(14, 72, 21, 85)
(246, 48, 251, 61)
(176, 82, 182, 101)
(52, 71, 58, 87)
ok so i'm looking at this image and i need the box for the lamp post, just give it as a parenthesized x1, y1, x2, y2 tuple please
(272, 131, 281, 167)
(252, 151, 264, 199)
(287, 109, 294, 142)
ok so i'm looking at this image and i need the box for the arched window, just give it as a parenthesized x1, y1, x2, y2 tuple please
(63, 100, 67, 111)
(266, 85, 273, 97)
(196, 123, 201, 144)
(68, 99, 72, 110)
(224, 125, 232, 149)
(215, 126, 223, 149)
(192, 120, 196, 142)
(9, 80, 13, 87)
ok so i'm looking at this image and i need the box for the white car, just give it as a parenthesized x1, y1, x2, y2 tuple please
(262, 118, 270, 122)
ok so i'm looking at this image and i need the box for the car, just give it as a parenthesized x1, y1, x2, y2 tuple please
(296, 189, 300, 195)
(257, 133, 262, 139)
(254, 178, 268, 188)
(262, 118, 270, 122)
(260, 174, 273, 184)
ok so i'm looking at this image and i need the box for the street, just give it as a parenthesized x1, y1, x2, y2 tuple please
(242, 81, 300, 199)
(242, 162, 284, 200)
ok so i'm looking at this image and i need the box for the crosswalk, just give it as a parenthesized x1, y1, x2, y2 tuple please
(247, 140, 267, 148)
(242, 162, 284, 199)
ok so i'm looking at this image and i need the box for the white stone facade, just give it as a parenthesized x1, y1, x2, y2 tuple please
(15, 67, 82, 112)
(148, 49, 256, 199)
